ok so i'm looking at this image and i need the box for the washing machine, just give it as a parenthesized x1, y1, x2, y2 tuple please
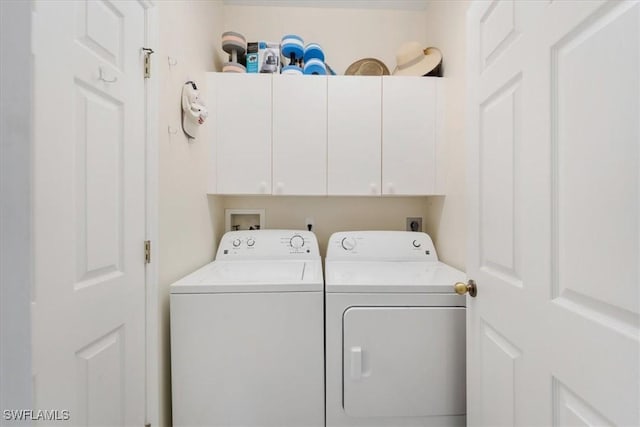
(325, 231, 467, 427)
(170, 230, 324, 427)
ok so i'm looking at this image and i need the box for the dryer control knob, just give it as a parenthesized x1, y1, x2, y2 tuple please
(290, 234, 305, 249)
(232, 239, 241, 248)
(341, 237, 357, 251)
(247, 238, 255, 247)
(412, 240, 421, 248)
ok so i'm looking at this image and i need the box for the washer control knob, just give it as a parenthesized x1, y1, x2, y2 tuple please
(247, 238, 255, 247)
(290, 234, 305, 249)
(232, 239, 241, 248)
(412, 240, 421, 248)
(341, 237, 357, 251)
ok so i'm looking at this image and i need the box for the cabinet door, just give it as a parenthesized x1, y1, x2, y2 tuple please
(272, 75, 327, 195)
(382, 77, 439, 195)
(210, 73, 271, 194)
(327, 76, 381, 195)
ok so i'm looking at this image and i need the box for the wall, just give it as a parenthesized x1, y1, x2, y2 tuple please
(422, 1, 470, 270)
(222, 4, 428, 74)
(156, 3, 469, 425)
(220, 196, 432, 256)
(217, 3, 469, 269)
(157, 1, 224, 426)
(0, 1, 33, 422)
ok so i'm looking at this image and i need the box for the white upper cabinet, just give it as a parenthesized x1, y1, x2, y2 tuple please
(272, 75, 327, 195)
(208, 73, 272, 195)
(382, 76, 442, 195)
(327, 76, 382, 196)
(207, 73, 443, 196)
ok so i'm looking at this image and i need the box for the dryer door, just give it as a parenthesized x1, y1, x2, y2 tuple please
(343, 306, 466, 417)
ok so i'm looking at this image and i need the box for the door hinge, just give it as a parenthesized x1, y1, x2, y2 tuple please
(145, 423, 151, 427)
(144, 240, 151, 264)
(142, 47, 154, 79)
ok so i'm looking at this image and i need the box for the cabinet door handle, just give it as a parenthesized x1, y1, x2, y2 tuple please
(369, 183, 378, 194)
(259, 181, 267, 193)
(276, 182, 284, 194)
(387, 182, 395, 193)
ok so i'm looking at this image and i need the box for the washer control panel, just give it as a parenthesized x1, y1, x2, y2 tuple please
(216, 230, 319, 259)
(326, 231, 438, 261)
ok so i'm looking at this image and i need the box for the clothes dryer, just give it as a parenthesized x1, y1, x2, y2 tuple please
(170, 230, 324, 427)
(325, 231, 467, 427)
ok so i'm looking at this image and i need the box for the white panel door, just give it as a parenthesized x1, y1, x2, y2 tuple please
(272, 75, 327, 195)
(210, 73, 272, 194)
(382, 76, 438, 195)
(328, 76, 382, 195)
(31, 1, 146, 425)
(467, 1, 639, 426)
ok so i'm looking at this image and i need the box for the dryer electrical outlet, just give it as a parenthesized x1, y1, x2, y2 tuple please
(406, 217, 422, 232)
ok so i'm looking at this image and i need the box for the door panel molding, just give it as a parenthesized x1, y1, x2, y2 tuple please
(552, 378, 614, 427)
(480, 0, 519, 71)
(479, 320, 521, 427)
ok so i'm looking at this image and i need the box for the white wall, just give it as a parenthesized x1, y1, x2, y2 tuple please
(220, 196, 433, 256)
(422, 1, 470, 270)
(222, 4, 428, 74)
(157, 2, 224, 426)
(217, 2, 469, 269)
(156, 3, 469, 425)
(0, 1, 33, 422)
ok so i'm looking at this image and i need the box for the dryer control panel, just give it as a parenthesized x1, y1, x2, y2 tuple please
(326, 231, 438, 261)
(216, 230, 320, 260)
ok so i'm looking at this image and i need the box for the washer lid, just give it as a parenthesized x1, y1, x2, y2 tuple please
(325, 261, 466, 293)
(170, 260, 323, 293)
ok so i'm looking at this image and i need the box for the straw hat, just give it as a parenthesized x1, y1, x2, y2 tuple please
(392, 42, 442, 76)
(345, 58, 390, 76)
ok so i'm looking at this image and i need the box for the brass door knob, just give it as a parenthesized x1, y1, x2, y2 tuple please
(454, 280, 477, 297)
